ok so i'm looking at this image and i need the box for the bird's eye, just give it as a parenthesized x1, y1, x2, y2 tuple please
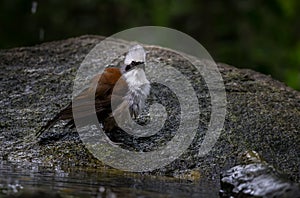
(131, 61, 138, 66)
(125, 61, 144, 72)
(132, 61, 143, 66)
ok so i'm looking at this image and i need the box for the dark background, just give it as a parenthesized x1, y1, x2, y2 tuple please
(1, 0, 299, 90)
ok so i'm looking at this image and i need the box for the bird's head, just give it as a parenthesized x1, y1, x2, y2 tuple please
(122, 45, 146, 74)
(121, 44, 150, 95)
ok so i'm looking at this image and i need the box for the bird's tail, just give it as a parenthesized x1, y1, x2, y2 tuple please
(36, 113, 63, 138)
(36, 104, 73, 138)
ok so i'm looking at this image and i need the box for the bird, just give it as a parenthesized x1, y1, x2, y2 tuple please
(36, 45, 151, 138)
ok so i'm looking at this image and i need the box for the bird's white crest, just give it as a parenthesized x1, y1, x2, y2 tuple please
(124, 45, 146, 65)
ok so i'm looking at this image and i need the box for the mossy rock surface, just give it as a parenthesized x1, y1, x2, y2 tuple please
(0, 35, 299, 182)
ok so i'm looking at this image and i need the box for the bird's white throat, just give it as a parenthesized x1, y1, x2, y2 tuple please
(123, 68, 150, 89)
(123, 68, 150, 116)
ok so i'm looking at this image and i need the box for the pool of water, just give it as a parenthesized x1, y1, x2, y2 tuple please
(0, 161, 219, 197)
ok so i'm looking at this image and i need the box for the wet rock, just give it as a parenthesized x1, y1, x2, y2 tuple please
(220, 163, 300, 198)
(220, 151, 300, 197)
(0, 35, 299, 183)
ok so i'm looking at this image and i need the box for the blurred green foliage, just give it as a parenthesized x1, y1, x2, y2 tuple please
(0, 0, 299, 90)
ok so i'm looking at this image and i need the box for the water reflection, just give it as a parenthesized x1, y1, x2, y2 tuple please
(0, 161, 218, 197)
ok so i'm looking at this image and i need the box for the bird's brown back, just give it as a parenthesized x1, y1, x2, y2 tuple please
(62, 67, 127, 119)
(37, 67, 128, 136)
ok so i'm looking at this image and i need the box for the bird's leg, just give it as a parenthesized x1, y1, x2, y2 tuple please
(101, 116, 123, 146)
(65, 119, 75, 129)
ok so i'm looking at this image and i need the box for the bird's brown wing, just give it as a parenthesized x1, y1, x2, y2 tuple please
(36, 67, 127, 137)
